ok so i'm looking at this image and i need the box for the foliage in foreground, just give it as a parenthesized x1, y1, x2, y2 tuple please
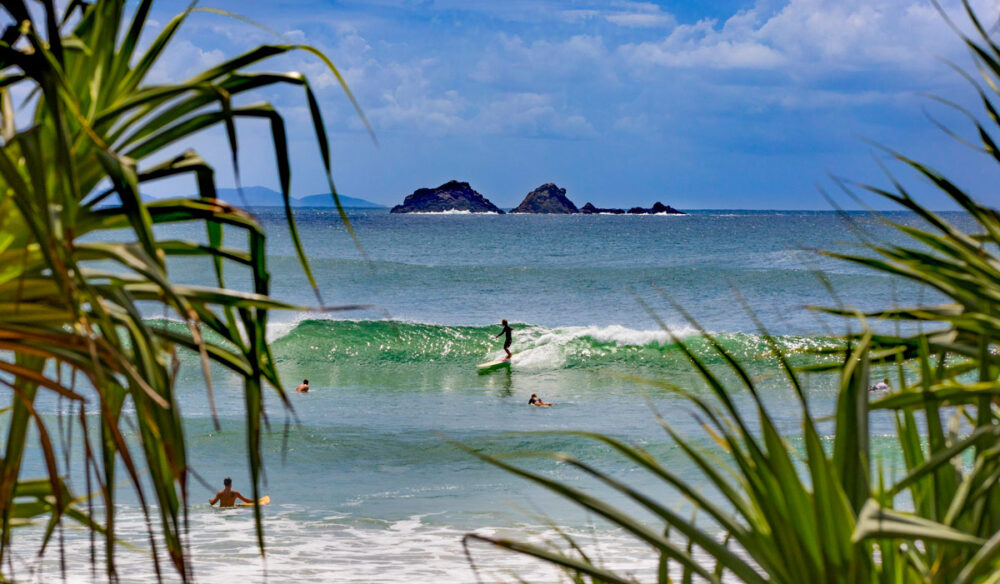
(466, 4, 1000, 583)
(0, 1, 361, 581)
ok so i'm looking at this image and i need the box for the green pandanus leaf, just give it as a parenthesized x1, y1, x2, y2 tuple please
(0, 1, 366, 581)
(0, 354, 45, 561)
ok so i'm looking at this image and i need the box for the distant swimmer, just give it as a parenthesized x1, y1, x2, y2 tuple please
(209, 477, 254, 507)
(296, 379, 309, 393)
(868, 378, 890, 392)
(528, 393, 552, 407)
(494, 319, 513, 359)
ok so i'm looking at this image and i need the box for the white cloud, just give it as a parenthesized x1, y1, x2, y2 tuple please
(560, 9, 601, 23)
(305, 27, 374, 90)
(622, 27, 786, 69)
(604, 2, 676, 28)
(471, 34, 616, 86)
(473, 93, 597, 138)
(146, 40, 225, 84)
(560, 1, 676, 28)
(362, 60, 467, 135)
(620, 0, 997, 73)
(605, 12, 673, 27)
(367, 86, 596, 138)
(235, 24, 597, 139)
(142, 0, 999, 146)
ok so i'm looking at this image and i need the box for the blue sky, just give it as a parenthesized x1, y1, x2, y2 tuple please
(142, 0, 1000, 209)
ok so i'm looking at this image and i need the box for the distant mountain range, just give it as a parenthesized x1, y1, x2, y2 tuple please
(144, 186, 384, 208)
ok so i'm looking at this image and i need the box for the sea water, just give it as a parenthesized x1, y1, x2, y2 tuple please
(10, 209, 964, 582)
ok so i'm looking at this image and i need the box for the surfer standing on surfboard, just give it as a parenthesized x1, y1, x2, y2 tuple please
(494, 319, 513, 359)
(209, 477, 254, 507)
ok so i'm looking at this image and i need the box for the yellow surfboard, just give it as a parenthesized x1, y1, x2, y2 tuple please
(477, 354, 513, 374)
(236, 495, 270, 507)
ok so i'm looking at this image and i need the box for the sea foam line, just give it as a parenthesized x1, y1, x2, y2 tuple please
(505, 323, 701, 370)
(17, 508, 675, 584)
(403, 210, 501, 215)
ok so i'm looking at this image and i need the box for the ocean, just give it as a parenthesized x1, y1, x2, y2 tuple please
(13, 208, 960, 582)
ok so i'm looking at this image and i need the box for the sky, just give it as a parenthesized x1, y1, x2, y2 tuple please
(139, 0, 1000, 209)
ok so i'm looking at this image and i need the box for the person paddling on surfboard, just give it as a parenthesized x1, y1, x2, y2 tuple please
(528, 393, 552, 407)
(209, 477, 254, 507)
(494, 319, 513, 360)
(868, 377, 890, 392)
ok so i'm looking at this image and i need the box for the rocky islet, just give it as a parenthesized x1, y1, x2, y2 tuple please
(580, 202, 624, 214)
(390, 180, 504, 213)
(511, 183, 578, 214)
(627, 202, 683, 215)
(391, 181, 684, 215)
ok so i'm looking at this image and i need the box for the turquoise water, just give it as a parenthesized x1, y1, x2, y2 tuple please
(13, 209, 962, 582)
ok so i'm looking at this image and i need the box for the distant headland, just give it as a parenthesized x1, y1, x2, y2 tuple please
(142, 186, 385, 208)
(390, 181, 684, 215)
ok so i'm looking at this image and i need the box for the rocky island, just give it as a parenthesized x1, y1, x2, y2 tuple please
(511, 183, 578, 214)
(580, 202, 625, 214)
(390, 180, 504, 213)
(627, 202, 683, 215)
(580, 201, 684, 214)
(389, 180, 685, 215)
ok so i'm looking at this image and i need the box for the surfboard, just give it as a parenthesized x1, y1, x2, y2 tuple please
(236, 495, 270, 507)
(477, 355, 512, 374)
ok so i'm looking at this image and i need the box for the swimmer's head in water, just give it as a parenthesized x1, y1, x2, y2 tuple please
(530, 393, 537, 398)
(224, 477, 232, 487)
(303, 379, 308, 384)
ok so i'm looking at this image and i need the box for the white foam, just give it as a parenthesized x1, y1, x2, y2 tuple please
(15, 509, 690, 583)
(584, 212, 687, 216)
(506, 324, 700, 371)
(266, 315, 309, 342)
(403, 210, 501, 215)
(533, 324, 697, 347)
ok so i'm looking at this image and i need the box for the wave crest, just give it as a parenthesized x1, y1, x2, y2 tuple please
(264, 320, 839, 371)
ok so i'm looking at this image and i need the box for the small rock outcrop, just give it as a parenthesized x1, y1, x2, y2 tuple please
(580, 202, 625, 214)
(390, 181, 504, 214)
(511, 183, 578, 214)
(627, 201, 685, 215)
(652, 202, 682, 214)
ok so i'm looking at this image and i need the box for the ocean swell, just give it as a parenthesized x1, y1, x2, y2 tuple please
(264, 320, 841, 372)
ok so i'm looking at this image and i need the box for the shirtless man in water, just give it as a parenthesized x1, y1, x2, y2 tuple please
(209, 477, 254, 507)
(296, 379, 309, 393)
